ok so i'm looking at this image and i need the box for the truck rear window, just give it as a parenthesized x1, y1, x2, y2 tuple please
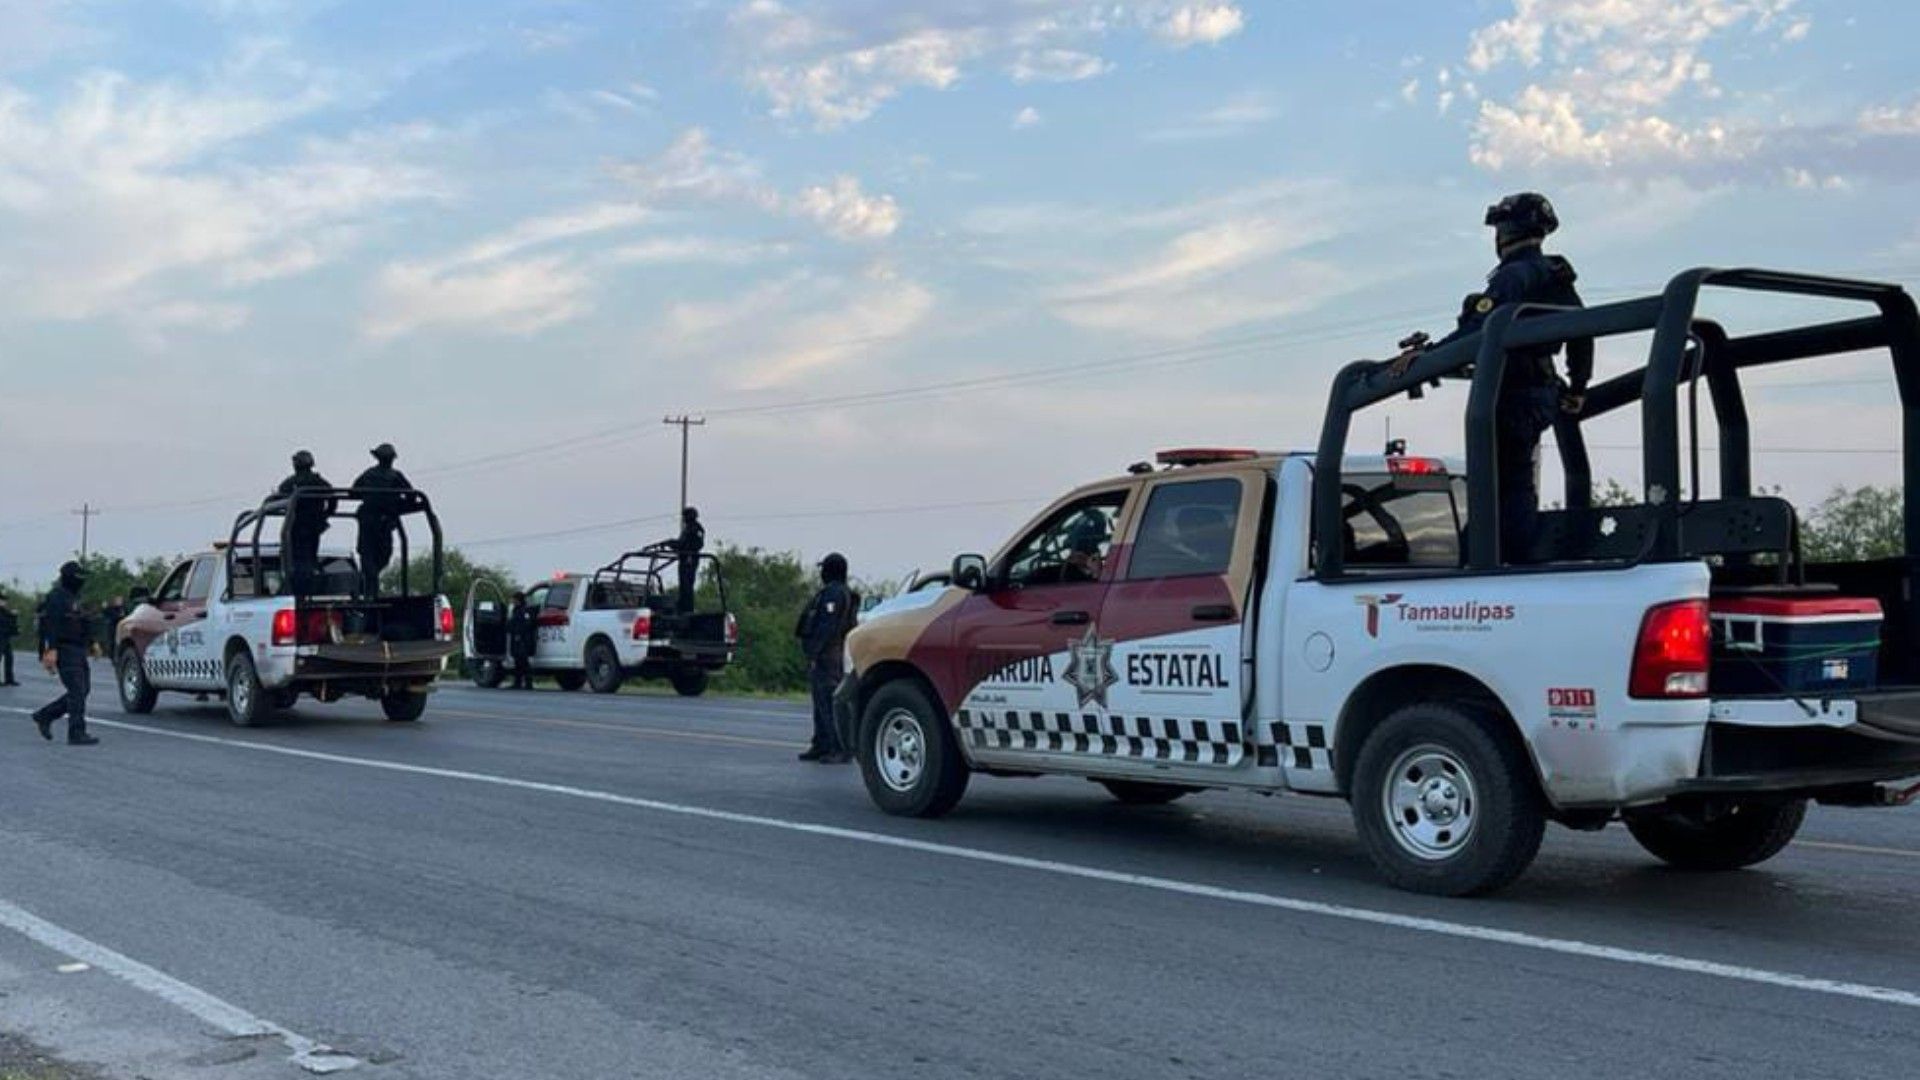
(1341, 474, 1465, 569)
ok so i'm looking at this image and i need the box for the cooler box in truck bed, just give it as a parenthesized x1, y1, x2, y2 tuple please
(1710, 595, 1883, 695)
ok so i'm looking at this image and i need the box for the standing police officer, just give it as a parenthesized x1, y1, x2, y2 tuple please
(30, 561, 99, 745)
(796, 552, 856, 763)
(274, 450, 335, 597)
(672, 507, 705, 615)
(506, 591, 537, 690)
(1420, 192, 1592, 561)
(351, 443, 413, 598)
(0, 596, 20, 686)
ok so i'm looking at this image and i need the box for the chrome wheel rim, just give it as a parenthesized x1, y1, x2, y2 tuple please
(876, 708, 927, 793)
(1382, 744, 1478, 861)
(121, 656, 142, 699)
(229, 668, 251, 716)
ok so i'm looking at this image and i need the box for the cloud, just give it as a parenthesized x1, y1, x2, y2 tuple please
(602, 236, 791, 267)
(1012, 105, 1042, 130)
(723, 1, 1248, 128)
(0, 62, 439, 339)
(620, 128, 902, 241)
(1141, 91, 1278, 141)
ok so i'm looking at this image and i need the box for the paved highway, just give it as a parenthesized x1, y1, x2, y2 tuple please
(2, 662, 1918, 1079)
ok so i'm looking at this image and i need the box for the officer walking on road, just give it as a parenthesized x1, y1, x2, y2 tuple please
(506, 591, 537, 690)
(29, 561, 99, 745)
(672, 507, 705, 615)
(796, 552, 856, 763)
(1402, 193, 1592, 561)
(351, 443, 413, 598)
(274, 450, 335, 597)
(0, 597, 20, 686)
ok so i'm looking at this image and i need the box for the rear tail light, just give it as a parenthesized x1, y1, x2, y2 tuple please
(271, 608, 296, 646)
(631, 612, 653, 641)
(437, 597, 455, 640)
(273, 608, 342, 646)
(1630, 599, 1711, 698)
(724, 612, 738, 646)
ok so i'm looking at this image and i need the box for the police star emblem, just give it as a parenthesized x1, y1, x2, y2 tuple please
(1062, 625, 1119, 710)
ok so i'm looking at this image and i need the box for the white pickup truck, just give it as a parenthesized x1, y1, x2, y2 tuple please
(113, 490, 457, 726)
(836, 268, 1920, 895)
(464, 544, 736, 696)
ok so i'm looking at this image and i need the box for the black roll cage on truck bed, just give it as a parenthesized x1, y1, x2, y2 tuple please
(229, 487, 447, 600)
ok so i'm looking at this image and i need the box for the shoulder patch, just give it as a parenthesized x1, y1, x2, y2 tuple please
(1475, 296, 1495, 314)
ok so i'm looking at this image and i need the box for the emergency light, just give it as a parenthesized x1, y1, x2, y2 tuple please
(1154, 448, 1259, 467)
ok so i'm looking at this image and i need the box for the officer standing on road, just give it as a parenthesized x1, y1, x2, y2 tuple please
(29, 561, 99, 745)
(0, 597, 20, 686)
(274, 450, 335, 597)
(796, 552, 856, 763)
(351, 443, 413, 598)
(1403, 193, 1592, 561)
(506, 591, 537, 690)
(672, 507, 705, 615)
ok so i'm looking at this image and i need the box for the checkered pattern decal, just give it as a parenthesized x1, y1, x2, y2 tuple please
(955, 709, 1245, 766)
(144, 656, 221, 684)
(1254, 721, 1332, 772)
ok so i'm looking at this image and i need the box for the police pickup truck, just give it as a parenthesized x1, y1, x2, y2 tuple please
(464, 543, 737, 696)
(113, 489, 457, 726)
(837, 268, 1920, 895)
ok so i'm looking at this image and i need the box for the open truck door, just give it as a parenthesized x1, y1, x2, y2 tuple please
(464, 577, 511, 688)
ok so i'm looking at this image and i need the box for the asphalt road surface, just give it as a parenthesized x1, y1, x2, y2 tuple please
(2, 662, 1919, 1079)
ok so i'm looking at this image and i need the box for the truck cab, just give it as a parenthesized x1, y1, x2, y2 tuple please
(839, 267, 1920, 896)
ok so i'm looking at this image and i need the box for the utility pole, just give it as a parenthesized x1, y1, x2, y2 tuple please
(71, 503, 100, 561)
(662, 416, 706, 514)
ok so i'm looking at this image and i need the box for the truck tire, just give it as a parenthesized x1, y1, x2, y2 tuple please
(471, 659, 504, 689)
(585, 641, 624, 694)
(1098, 779, 1196, 805)
(553, 670, 586, 692)
(116, 647, 158, 715)
(225, 652, 266, 728)
(671, 667, 709, 698)
(857, 680, 969, 818)
(1624, 799, 1807, 871)
(1350, 701, 1546, 897)
(381, 689, 428, 723)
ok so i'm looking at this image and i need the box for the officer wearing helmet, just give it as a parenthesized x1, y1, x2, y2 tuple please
(1423, 192, 1593, 561)
(351, 442, 413, 598)
(796, 552, 857, 763)
(29, 560, 99, 745)
(274, 450, 336, 597)
(672, 506, 705, 615)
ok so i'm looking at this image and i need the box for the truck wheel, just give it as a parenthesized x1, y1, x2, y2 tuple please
(1098, 779, 1196, 805)
(471, 659, 504, 689)
(553, 670, 586, 692)
(585, 641, 624, 694)
(858, 681, 969, 818)
(1624, 799, 1807, 871)
(671, 668, 709, 698)
(225, 652, 266, 728)
(116, 647, 158, 715)
(381, 690, 428, 723)
(1350, 702, 1545, 897)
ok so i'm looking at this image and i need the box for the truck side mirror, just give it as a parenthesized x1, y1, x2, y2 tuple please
(951, 554, 989, 592)
(128, 586, 152, 605)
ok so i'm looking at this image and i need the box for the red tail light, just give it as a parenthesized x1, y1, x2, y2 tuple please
(1630, 599, 1710, 698)
(631, 612, 653, 641)
(271, 608, 296, 646)
(724, 612, 738, 646)
(437, 598, 455, 639)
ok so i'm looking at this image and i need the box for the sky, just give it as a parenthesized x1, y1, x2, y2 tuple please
(2, 0, 1918, 588)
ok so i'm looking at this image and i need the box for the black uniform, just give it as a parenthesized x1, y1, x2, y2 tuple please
(1437, 245, 1592, 560)
(674, 512, 705, 615)
(797, 569, 855, 760)
(0, 601, 19, 685)
(506, 600, 537, 690)
(31, 572, 96, 743)
(351, 462, 413, 597)
(275, 466, 335, 597)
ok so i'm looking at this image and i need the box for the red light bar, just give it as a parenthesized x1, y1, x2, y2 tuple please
(1155, 448, 1259, 467)
(1386, 456, 1447, 476)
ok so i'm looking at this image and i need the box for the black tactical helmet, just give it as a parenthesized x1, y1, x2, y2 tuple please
(819, 552, 849, 582)
(58, 560, 88, 586)
(370, 442, 397, 462)
(292, 449, 316, 470)
(682, 506, 700, 522)
(1485, 192, 1558, 238)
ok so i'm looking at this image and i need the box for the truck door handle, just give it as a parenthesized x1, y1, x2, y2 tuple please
(1050, 611, 1091, 626)
(1190, 604, 1236, 622)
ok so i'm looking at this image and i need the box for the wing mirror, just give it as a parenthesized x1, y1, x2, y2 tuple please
(128, 586, 152, 605)
(950, 554, 989, 592)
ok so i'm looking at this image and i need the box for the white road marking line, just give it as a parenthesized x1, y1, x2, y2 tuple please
(1799, 839, 1920, 860)
(27, 712, 1920, 1012)
(0, 898, 359, 1074)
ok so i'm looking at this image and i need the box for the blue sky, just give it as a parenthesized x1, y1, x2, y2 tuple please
(3, 0, 1919, 585)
